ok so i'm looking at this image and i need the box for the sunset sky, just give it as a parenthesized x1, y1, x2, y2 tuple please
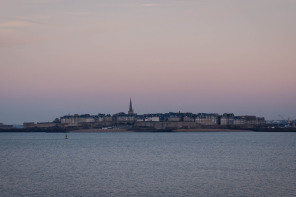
(1, 0, 295, 124)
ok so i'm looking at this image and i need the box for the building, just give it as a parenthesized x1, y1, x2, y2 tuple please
(114, 112, 135, 122)
(220, 113, 234, 125)
(145, 116, 160, 122)
(0, 123, 13, 129)
(60, 114, 95, 126)
(184, 116, 195, 122)
(97, 114, 112, 122)
(168, 116, 181, 122)
(195, 113, 218, 125)
(231, 116, 266, 126)
(128, 98, 134, 115)
(136, 115, 145, 122)
(257, 117, 266, 125)
(23, 122, 35, 128)
(233, 117, 244, 125)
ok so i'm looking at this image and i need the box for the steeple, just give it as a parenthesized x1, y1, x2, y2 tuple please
(128, 97, 134, 115)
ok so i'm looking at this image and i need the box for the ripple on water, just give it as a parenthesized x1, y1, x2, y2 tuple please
(0, 132, 295, 197)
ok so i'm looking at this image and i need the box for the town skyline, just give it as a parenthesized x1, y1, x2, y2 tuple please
(0, 97, 292, 125)
(21, 97, 267, 131)
(1, 0, 296, 124)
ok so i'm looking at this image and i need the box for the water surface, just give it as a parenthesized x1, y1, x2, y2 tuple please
(0, 132, 295, 196)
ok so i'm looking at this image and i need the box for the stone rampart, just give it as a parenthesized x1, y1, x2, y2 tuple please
(134, 121, 197, 130)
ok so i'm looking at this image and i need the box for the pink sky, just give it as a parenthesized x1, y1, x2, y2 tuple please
(0, 0, 296, 124)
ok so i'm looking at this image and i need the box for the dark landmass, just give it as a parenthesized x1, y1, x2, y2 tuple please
(0, 127, 68, 133)
(1, 126, 296, 133)
(251, 127, 296, 132)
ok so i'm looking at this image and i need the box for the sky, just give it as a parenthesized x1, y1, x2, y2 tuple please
(0, 0, 296, 124)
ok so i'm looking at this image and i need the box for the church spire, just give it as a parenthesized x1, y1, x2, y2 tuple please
(128, 97, 134, 115)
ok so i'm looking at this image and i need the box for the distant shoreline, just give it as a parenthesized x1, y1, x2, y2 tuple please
(69, 129, 131, 132)
(0, 127, 296, 133)
(69, 128, 253, 132)
(173, 129, 253, 132)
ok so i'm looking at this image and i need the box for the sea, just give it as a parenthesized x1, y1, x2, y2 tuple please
(0, 132, 295, 197)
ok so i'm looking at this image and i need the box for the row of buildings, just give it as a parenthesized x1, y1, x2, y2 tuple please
(0, 123, 13, 130)
(23, 99, 266, 129)
(57, 112, 265, 126)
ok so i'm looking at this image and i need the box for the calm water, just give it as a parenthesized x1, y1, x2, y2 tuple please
(0, 132, 295, 197)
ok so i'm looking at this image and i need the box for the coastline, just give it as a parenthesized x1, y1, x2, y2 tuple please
(173, 129, 253, 132)
(69, 128, 131, 132)
(1, 127, 296, 133)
